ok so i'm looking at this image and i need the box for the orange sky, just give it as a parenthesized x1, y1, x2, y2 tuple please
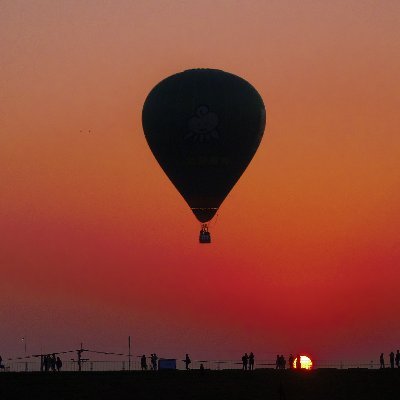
(1, 0, 399, 362)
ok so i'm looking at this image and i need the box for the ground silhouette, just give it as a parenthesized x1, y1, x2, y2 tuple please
(0, 369, 399, 400)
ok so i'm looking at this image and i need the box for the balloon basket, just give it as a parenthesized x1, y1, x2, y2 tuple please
(199, 224, 211, 244)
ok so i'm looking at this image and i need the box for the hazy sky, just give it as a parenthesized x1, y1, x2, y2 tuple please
(1, 0, 399, 363)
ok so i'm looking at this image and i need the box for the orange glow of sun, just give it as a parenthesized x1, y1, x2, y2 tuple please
(294, 355, 313, 370)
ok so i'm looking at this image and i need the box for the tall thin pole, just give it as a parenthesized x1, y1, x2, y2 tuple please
(128, 336, 131, 371)
(23, 336, 27, 372)
(78, 342, 83, 372)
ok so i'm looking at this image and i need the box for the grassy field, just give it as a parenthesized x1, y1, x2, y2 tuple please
(1, 369, 399, 400)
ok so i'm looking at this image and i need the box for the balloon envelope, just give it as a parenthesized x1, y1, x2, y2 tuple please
(142, 69, 266, 223)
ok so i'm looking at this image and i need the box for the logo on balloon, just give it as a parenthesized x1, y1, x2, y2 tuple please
(185, 106, 219, 143)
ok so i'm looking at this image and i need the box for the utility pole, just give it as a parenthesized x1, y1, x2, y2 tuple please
(74, 343, 88, 372)
(78, 343, 83, 372)
(128, 336, 131, 371)
(22, 336, 27, 372)
(40, 344, 43, 372)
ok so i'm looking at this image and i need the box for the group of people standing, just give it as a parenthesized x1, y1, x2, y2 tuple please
(276, 354, 287, 369)
(140, 353, 159, 370)
(379, 350, 400, 369)
(40, 354, 62, 372)
(241, 352, 255, 370)
(279, 354, 301, 369)
(241, 353, 302, 370)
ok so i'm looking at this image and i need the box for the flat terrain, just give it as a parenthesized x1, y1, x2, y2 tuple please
(1, 369, 399, 400)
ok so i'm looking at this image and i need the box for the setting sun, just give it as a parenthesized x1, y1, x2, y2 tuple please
(294, 355, 313, 370)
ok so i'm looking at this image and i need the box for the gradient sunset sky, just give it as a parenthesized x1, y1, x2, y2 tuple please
(1, 0, 399, 363)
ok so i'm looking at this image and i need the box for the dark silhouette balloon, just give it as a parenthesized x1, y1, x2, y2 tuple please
(142, 69, 266, 240)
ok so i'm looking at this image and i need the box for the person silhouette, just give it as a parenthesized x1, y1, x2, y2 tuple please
(275, 354, 280, 369)
(51, 354, 56, 372)
(281, 355, 286, 369)
(249, 352, 255, 370)
(288, 354, 294, 369)
(296, 354, 301, 370)
(56, 357, 62, 372)
(380, 353, 385, 369)
(0, 355, 4, 370)
(184, 354, 191, 370)
(389, 352, 395, 369)
(395, 350, 400, 368)
(151, 353, 158, 371)
(44, 355, 49, 372)
(141, 354, 147, 370)
(242, 353, 249, 370)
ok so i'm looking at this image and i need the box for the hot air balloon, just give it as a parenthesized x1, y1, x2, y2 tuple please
(142, 69, 266, 243)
